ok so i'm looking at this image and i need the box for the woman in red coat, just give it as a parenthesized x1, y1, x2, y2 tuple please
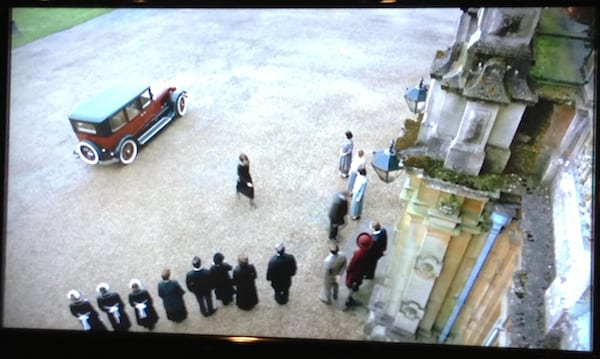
(344, 232, 373, 310)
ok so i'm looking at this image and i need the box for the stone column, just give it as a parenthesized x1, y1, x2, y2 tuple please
(392, 229, 450, 334)
(445, 100, 499, 175)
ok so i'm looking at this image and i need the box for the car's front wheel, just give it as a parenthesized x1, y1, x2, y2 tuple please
(76, 141, 100, 165)
(172, 91, 188, 117)
(118, 138, 138, 165)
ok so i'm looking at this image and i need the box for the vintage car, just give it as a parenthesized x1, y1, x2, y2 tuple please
(69, 83, 188, 165)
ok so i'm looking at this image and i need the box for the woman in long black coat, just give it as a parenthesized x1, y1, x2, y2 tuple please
(128, 279, 159, 330)
(236, 153, 256, 207)
(232, 254, 259, 310)
(210, 252, 236, 306)
(157, 268, 188, 322)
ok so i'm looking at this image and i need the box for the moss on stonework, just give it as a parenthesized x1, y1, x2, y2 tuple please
(404, 155, 507, 192)
(395, 118, 421, 152)
(504, 144, 541, 177)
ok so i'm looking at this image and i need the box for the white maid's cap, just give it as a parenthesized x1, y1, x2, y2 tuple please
(129, 278, 142, 289)
(67, 289, 81, 300)
(96, 282, 110, 294)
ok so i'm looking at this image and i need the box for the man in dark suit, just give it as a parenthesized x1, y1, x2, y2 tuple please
(186, 256, 217, 317)
(364, 221, 388, 279)
(328, 192, 348, 241)
(266, 243, 297, 305)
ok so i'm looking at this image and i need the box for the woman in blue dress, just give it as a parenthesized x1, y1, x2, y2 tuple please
(338, 130, 354, 178)
(350, 167, 368, 220)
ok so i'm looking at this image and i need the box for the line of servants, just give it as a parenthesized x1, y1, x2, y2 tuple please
(67, 243, 297, 332)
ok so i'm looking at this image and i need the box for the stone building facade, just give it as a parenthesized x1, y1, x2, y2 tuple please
(364, 7, 594, 350)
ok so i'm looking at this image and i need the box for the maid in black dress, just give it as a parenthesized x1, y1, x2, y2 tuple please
(128, 279, 159, 330)
(236, 153, 256, 207)
(68, 289, 107, 331)
(96, 282, 132, 332)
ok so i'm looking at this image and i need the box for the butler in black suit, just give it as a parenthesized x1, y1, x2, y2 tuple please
(186, 256, 217, 317)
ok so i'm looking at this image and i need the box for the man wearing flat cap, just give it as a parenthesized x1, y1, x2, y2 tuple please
(266, 242, 297, 305)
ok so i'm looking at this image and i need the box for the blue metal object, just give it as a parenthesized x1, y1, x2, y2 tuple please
(438, 204, 514, 344)
(404, 78, 428, 114)
(371, 140, 403, 183)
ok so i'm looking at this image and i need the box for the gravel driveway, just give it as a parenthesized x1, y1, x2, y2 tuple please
(6, 7, 462, 342)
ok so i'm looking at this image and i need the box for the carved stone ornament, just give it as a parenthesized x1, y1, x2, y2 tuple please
(414, 255, 442, 279)
(399, 300, 425, 320)
(463, 57, 510, 104)
(459, 108, 492, 144)
(439, 194, 460, 216)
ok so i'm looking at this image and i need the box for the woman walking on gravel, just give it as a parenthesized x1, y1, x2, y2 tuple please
(236, 153, 256, 208)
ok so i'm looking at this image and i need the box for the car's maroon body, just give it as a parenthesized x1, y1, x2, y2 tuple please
(69, 83, 188, 165)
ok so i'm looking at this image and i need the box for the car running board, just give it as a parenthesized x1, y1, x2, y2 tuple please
(138, 114, 175, 145)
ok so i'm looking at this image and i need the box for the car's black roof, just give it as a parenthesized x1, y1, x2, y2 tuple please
(69, 84, 150, 123)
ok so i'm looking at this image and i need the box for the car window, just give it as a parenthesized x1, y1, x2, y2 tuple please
(125, 100, 141, 121)
(140, 89, 152, 109)
(109, 110, 128, 132)
(74, 121, 97, 134)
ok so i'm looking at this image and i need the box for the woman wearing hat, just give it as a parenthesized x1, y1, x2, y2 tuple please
(344, 232, 373, 310)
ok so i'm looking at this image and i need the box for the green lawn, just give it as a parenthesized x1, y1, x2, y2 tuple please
(11, 8, 113, 49)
